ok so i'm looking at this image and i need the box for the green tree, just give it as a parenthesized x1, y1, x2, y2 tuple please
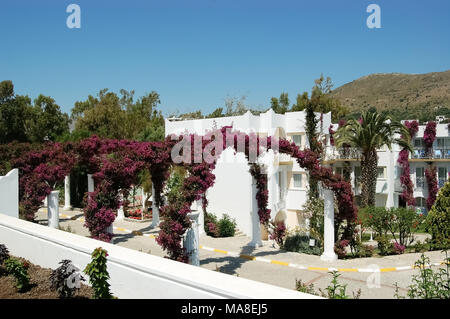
(206, 107, 224, 118)
(26, 95, 70, 142)
(270, 92, 289, 114)
(334, 109, 411, 207)
(426, 180, 450, 249)
(0, 80, 32, 143)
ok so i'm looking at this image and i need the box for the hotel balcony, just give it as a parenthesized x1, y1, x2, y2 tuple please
(411, 148, 450, 161)
(324, 146, 362, 163)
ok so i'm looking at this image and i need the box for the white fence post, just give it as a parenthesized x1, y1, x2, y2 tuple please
(320, 188, 337, 261)
(117, 191, 125, 220)
(183, 211, 200, 266)
(249, 178, 262, 247)
(63, 175, 71, 211)
(47, 190, 60, 229)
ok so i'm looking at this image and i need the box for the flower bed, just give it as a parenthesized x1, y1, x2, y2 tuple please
(125, 207, 152, 221)
(0, 256, 93, 299)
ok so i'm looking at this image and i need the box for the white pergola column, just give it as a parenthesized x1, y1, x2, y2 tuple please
(249, 177, 263, 247)
(117, 192, 125, 221)
(87, 174, 94, 199)
(63, 175, 71, 211)
(47, 190, 60, 229)
(191, 199, 204, 235)
(320, 188, 337, 261)
(183, 211, 200, 266)
(151, 184, 160, 228)
(141, 188, 147, 212)
(386, 149, 395, 208)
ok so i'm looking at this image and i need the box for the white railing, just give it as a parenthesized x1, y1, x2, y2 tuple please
(325, 147, 362, 161)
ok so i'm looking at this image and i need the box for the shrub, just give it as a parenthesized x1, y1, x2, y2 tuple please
(393, 242, 406, 255)
(361, 206, 391, 238)
(283, 234, 322, 255)
(0, 244, 9, 265)
(334, 239, 349, 259)
(426, 180, 450, 250)
(204, 212, 219, 237)
(319, 271, 361, 299)
(269, 220, 287, 247)
(84, 247, 112, 299)
(50, 259, 85, 299)
(217, 214, 236, 237)
(375, 235, 393, 256)
(387, 207, 423, 247)
(395, 252, 450, 299)
(295, 279, 317, 295)
(5, 257, 30, 292)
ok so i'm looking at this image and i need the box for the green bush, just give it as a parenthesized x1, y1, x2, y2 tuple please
(217, 214, 236, 237)
(375, 235, 393, 256)
(283, 234, 322, 255)
(5, 257, 30, 292)
(395, 252, 450, 299)
(84, 247, 113, 299)
(426, 180, 450, 250)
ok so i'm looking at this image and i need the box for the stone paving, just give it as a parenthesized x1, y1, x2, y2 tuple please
(35, 207, 448, 299)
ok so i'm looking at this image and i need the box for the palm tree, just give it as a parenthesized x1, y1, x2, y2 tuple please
(334, 109, 411, 207)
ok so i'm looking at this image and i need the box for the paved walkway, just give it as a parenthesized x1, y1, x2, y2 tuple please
(36, 208, 448, 299)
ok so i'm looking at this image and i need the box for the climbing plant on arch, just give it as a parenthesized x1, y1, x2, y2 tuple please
(11, 126, 357, 264)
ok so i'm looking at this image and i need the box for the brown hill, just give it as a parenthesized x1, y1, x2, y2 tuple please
(330, 70, 450, 117)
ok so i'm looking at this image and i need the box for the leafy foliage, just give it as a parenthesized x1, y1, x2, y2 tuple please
(5, 257, 30, 292)
(50, 259, 85, 299)
(0, 244, 10, 265)
(426, 180, 450, 250)
(395, 252, 450, 299)
(84, 248, 112, 299)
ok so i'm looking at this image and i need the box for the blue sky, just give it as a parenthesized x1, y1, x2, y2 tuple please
(1, 0, 449, 116)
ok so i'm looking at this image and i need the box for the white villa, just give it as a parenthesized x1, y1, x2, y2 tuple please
(165, 110, 450, 235)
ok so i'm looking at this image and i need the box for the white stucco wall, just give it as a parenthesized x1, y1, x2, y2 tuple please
(0, 214, 317, 299)
(206, 149, 254, 237)
(0, 169, 19, 218)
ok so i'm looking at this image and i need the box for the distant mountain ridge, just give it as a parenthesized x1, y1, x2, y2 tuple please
(330, 70, 450, 118)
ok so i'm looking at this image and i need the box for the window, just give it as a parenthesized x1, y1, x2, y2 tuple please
(293, 173, 303, 189)
(415, 197, 427, 213)
(292, 135, 303, 147)
(438, 167, 447, 188)
(416, 167, 425, 188)
(377, 167, 386, 179)
(414, 138, 424, 148)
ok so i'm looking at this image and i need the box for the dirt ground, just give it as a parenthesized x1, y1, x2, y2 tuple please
(0, 257, 93, 299)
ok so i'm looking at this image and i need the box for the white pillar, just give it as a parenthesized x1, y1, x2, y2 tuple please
(198, 200, 205, 236)
(386, 149, 395, 208)
(183, 211, 200, 266)
(141, 188, 147, 212)
(87, 174, 94, 193)
(116, 191, 125, 220)
(47, 190, 60, 229)
(249, 178, 263, 247)
(63, 175, 71, 211)
(151, 184, 160, 228)
(320, 188, 337, 261)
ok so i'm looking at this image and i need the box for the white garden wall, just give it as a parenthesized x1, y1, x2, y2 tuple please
(206, 149, 254, 237)
(0, 169, 19, 218)
(0, 214, 318, 299)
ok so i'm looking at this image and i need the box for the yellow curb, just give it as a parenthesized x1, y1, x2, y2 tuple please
(307, 267, 330, 271)
(115, 227, 127, 232)
(271, 260, 289, 266)
(337, 268, 358, 272)
(214, 249, 228, 254)
(380, 268, 397, 272)
(132, 231, 143, 236)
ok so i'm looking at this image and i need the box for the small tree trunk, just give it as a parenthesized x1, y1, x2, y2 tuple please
(361, 149, 378, 207)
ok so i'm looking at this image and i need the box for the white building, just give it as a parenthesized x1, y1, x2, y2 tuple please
(165, 110, 450, 234)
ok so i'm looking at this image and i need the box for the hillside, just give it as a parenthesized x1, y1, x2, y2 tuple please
(330, 70, 450, 119)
